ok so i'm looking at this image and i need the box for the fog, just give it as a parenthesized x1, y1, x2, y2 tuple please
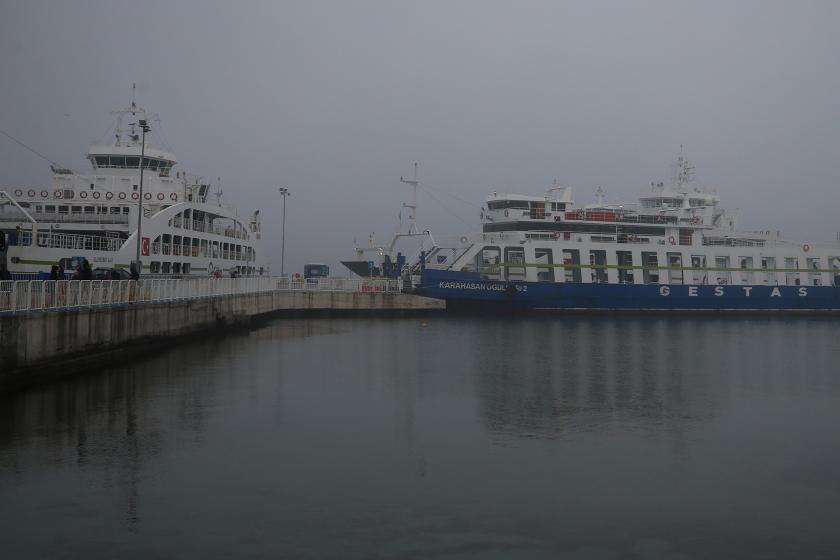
(2, 0, 839, 274)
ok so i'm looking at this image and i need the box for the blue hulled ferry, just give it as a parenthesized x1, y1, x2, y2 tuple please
(414, 157, 840, 311)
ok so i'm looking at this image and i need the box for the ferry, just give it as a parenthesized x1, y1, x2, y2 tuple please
(415, 156, 840, 311)
(0, 97, 268, 279)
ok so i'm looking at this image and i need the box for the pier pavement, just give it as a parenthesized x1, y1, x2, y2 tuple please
(0, 277, 443, 392)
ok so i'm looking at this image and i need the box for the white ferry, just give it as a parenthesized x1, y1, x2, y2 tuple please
(0, 98, 268, 279)
(416, 156, 840, 311)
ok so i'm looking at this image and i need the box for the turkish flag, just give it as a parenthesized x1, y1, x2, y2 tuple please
(141, 237, 150, 256)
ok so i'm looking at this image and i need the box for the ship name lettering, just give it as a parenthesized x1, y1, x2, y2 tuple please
(771, 287, 781, 297)
(659, 286, 670, 296)
(742, 286, 752, 296)
(688, 286, 698, 297)
(714, 286, 724, 296)
(438, 281, 526, 293)
(799, 287, 808, 297)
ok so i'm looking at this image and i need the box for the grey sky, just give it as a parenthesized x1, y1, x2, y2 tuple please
(2, 0, 839, 273)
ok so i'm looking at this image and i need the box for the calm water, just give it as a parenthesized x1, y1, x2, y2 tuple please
(2, 316, 840, 559)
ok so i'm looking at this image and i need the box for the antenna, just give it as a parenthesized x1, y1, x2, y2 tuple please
(215, 176, 223, 206)
(671, 146, 695, 190)
(399, 162, 419, 235)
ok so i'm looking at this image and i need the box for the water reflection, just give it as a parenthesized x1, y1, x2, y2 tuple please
(1, 316, 840, 558)
(470, 317, 840, 441)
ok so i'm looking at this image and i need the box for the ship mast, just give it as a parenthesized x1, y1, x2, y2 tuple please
(399, 162, 419, 235)
(671, 145, 695, 192)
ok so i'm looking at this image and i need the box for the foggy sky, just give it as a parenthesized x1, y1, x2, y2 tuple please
(2, 0, 839, 273)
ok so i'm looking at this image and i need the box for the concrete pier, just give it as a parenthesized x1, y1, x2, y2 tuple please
(0, 289, 444, 392)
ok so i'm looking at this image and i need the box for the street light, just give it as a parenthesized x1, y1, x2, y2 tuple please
(278, 187, 290, 277)
(133, 119, 151, 272)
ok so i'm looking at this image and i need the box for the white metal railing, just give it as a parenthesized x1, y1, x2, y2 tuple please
(0, 210, 130, 225)
(0, 277, 402, 314)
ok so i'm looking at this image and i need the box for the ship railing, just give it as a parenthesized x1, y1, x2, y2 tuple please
(32, 232, 122, 252)
(0, 210, 129, 225)
(272, 277, 401, 293)
(0, 277, 403, 313)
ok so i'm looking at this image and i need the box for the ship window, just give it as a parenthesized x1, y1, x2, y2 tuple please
(59, 205, 69, 213)
(667, 252, 684, 284)
(487, 200, 531, 211)
(590, 250, 608, 283)
(45, 205, 55, 213)
(150, 261, 161, 274)
(505, 247, 526, 280)
(110, 156, 126, 167)
(173, 262, 181, 274)
(183, 263, 191, 274)
(95, 156, 108, 167)
(110, 207, 120, 214)
(477, 246, 502, 280)
(71, 206, 82, 212)
(126, 157, 140, 168)
(641, 251, 659, 284)
(562, 249, 581, 283)
(617, 251, 634, 284)
(84, 206, 94, 213)
(715, 256, 731, 285)
(534, 248, 554, 282)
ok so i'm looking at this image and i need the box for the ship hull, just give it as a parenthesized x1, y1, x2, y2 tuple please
(417, 269, 840, 311)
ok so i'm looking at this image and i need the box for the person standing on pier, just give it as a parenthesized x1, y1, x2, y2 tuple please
(81, 259, 93, 280)
(129, 263, 139, 281)
(0, 231, 6, 267)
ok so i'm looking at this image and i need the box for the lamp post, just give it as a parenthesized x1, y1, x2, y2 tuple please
(133, 119, 151, 270)
(278, 187, 290, 277)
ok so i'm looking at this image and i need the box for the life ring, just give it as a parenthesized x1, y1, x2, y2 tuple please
(668, 235, 676, 245)
(119, 192, 127, 200)
(553, 232, 560, 240)
(170, 193, 177, 201)
(144, 192, 151, 200)
(131, 192, 139, 200)
(54, 190, 63, 198)
(41, 190, 49, 198)
(803, 244, 810, 252)
(13, 189, 23, 197)
(504, 209, 509, 217)
(27, 189, 35, 197)
(92, 191, 100, 199)
(157, 192, 165, 200)
(80, 191, 88, 198)
(105, 192, 114, 200)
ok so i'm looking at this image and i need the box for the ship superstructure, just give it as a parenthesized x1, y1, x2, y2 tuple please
(0, 98, 268, 278)
(416, 156, 840, 310)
